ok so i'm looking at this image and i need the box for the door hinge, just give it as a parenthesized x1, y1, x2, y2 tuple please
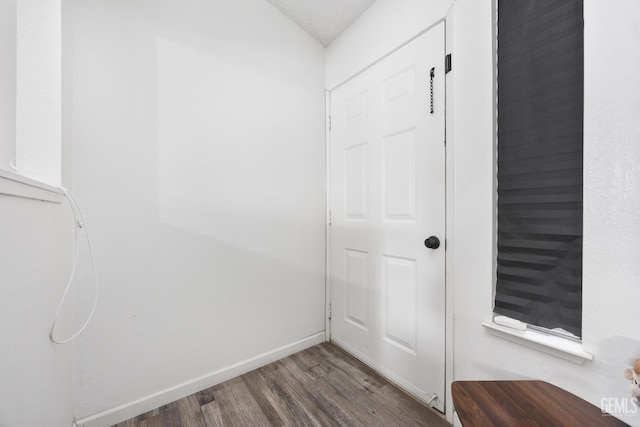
(328, 303, 332, 320)
(445, 53, 452, 74)
(328, 209, 332, 226)
(328, 115, 332, 131)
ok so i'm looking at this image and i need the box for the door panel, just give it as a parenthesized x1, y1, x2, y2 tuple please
(329, 23, 446, 412)
(345, 249, 369, 329)
(384, 128, 417, 220)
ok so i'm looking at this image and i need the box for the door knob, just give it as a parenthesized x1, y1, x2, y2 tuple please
(424, 236, 440, 249)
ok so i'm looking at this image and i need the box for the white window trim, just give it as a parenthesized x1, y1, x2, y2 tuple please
(487, 0, 590, 367)
(2, 0, 62, 187)
(482, 319, 593, 365)
(0, 167, 63, 203)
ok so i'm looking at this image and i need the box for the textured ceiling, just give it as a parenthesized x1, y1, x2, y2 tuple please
(266, 0, 377, 47)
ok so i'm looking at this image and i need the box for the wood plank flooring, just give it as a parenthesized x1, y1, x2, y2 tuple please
(113, 342, 450, 427)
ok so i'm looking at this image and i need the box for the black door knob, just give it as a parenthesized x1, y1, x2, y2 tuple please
(424, 236, 440, 249)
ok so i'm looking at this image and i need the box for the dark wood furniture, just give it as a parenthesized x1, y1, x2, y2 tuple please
(452, 380, 630, 427)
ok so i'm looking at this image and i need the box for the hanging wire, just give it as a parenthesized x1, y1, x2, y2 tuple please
(49, 187, 99, 344)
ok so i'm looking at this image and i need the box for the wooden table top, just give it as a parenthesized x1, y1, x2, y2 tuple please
(452, 380, 630, 427)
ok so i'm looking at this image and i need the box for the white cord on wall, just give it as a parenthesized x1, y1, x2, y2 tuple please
(11, 160, 98, 344)
(49, 186, 99, 344)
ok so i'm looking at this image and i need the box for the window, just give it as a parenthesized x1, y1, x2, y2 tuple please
(0, 0, 61, 187)
(495, 0, 584, 338)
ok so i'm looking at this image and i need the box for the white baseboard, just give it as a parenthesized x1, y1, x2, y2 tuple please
(75, 332, 326, 427)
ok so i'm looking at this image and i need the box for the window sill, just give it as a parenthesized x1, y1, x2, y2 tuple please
(0, 168, 64, 203)
(482, 320, 594, 365)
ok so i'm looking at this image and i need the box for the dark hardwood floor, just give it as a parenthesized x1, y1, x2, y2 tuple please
(113, 342, 450, 427)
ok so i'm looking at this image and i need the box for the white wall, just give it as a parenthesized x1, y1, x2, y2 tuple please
(328, 0, 640, 425)
(67, 0, 326, 423)
(0, 0, 16, 169)
(0, 194, 74, 427)
(325, 0, 452, 89)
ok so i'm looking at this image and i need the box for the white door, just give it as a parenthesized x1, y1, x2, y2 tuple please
(329, 24, 446, 412)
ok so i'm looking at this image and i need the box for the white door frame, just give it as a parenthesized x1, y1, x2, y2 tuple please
(443, 9, 456, 425)
(324, 88, 332, 341)
(324, 10, 456, 422)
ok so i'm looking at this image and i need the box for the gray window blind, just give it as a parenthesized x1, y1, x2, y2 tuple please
(496, 0, 583, 337)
